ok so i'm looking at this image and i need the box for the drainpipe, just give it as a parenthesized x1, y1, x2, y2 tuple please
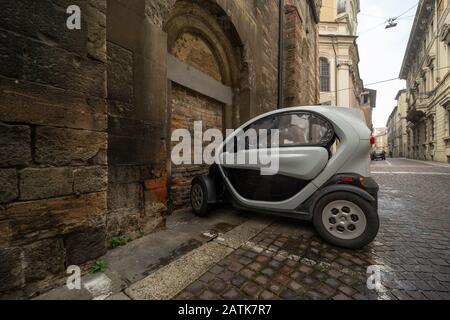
(434, 0, 439, 149)
(331, 36, 338, 106)
(278, 0, 284, 109)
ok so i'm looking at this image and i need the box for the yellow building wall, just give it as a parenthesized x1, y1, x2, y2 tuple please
(320, 0, 336, 22)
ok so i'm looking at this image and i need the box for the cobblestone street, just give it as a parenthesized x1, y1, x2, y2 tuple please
(174, 158, 450, 300)
(35, 158, 450, 301)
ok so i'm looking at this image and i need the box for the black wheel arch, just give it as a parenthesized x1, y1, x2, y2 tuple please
(309, 184, 377, 215)
(192, 175, 217, 205)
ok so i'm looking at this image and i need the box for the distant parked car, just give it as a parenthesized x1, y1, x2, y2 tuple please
(372, 150, 386, 161)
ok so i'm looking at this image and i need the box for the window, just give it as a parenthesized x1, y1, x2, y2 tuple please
(430, 66, 435, 89)
(243, 112, 335, 150)
(361, 93, 369, 105)
(448, 110, 450, 135)
(337, 0, 347, 14)
(430, 117, 435, 141)
(320, 58, 330, 92)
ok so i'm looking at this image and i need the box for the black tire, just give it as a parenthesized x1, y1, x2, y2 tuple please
(313, 192, 379, 249)
(190, 178, 210, 217)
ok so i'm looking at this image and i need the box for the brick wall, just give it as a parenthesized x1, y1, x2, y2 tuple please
(170, 84, 224, 209)
(284, 0, 320, 107)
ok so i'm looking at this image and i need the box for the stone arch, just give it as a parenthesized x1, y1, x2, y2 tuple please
(163, 0, 247, 210)
(164, 0, 247, 127)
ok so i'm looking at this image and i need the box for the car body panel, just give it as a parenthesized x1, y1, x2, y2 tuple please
(221, 147, 329, 180)
(215, 106, 372, 213)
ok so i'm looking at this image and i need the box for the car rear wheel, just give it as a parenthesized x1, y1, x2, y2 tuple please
(313, 192, 379, 249)
(190, 178, 210, 217)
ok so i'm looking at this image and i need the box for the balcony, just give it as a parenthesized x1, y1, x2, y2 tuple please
(407, 109, 425, 124)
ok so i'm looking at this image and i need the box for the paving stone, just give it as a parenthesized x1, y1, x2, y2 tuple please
(268, 283, 283, 295)
(259, 290, 277, 300)
(231, 275, 246, 288)
(333, 293, 352, 300)
(185, 281, 205, 295)
(305, 291, 325, 300)
(248, 262, 263, 272)
(222, 288, 242, 300)
(209, 265, 224, 275)
(324, 277, 341, 289)
(279, 289, 297, 300)
(242, 282, 261, 298)
(262, 268, 275, 277)
(199, 290, 216, 300)
(255, 275, 269, 286)
(240, 269, 256, 280)
(209, 279, 227, 294)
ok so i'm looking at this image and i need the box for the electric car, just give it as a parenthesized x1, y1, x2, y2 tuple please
(190, 106, 380, 249)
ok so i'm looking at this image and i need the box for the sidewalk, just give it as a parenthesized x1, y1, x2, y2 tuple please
(35, 208, 263, 300)
(397, 158, 450, 168)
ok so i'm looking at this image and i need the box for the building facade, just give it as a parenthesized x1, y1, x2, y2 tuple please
(387, 90, 409, 158)
(400, 0, 450, 163)
(0, 0, 322, 297)
(373, 128, 388, 153)
(387, 107, 398, 157)
(318, 0, 375, 130)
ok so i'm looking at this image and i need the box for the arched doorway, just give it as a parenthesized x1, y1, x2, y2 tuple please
(164, 0, 245, 211)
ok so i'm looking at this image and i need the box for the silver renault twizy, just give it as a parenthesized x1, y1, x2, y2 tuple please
(190, 106, 379, 249)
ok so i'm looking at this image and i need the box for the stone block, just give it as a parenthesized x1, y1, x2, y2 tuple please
(107, 183, 142, 211)
(35, 127, 107, 166)
(106, 207, 141, 239)
(0, 169, 18, 204)
(0, 0, 88, 56)
(141, 200, 166, 234)
(107, 42, 134, 103)
(0, 123, 31, 167)
(0, 29, 23, 79)
(144, 177, 167, 205)
(74, 166, 108, 194)
(0, 220, 12, 247)
(64, 226, 107, 266)
(87, 1, 107, 63)
(0, 247, 24, 292)
(110, 165, 141, 184)
(19, 168, 74, 201)
(0, 26, 105, 97)
(7, 192, 107, 245)
(23, 238, 66, 283)
(0, 204, 6, 219)
(0, 76, 107, 131)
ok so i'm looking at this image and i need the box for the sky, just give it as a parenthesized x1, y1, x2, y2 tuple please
(357, 0, 418, 128)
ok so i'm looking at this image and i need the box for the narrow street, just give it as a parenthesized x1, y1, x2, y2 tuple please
(36, 158, 450, 300)
(170, 158, 450, 300)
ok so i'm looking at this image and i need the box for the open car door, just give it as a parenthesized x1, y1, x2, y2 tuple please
(218, 111, 336, 211)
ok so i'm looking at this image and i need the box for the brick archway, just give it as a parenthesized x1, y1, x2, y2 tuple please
(164, 0, 246, 210)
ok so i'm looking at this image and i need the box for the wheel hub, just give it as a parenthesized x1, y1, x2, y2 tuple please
(322, 200, 367, 240)
(191, 184, 204, 211)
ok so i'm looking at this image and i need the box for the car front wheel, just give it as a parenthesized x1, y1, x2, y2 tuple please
(313, 192, 379, 249)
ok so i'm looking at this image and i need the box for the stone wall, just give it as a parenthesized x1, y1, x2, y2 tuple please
(0, 0, 322, 297)
(0, 0, 108, 298)
(106, 1, 167, 240)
